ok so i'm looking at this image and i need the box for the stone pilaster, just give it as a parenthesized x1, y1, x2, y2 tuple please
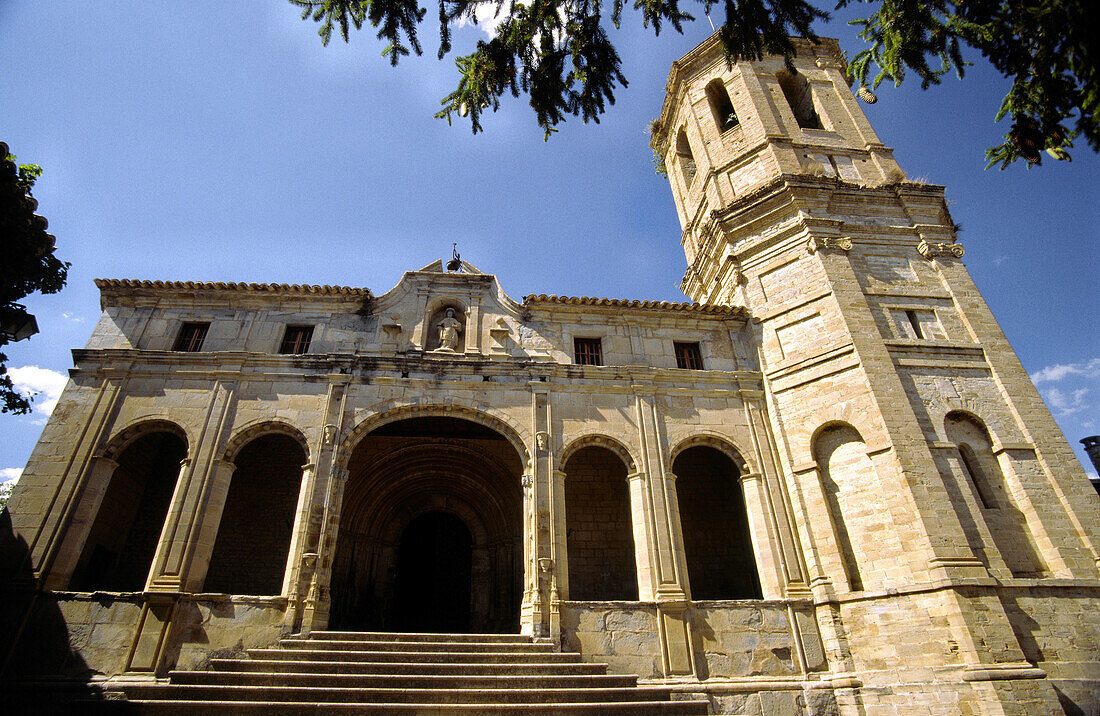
(146, 379, 237, 592)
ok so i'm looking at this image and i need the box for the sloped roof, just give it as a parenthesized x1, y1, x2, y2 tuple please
(94, 278, 372, 296)
(523, 294, 746, 316)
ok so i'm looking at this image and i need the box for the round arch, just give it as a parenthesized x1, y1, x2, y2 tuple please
(222, 419, 311, 465)
(101, 417, 190, 461)
(329, 410, 524, 633)
(668, 433, 751, 475)
(338, 402, 532, 470)
(559, 433, 637, 473)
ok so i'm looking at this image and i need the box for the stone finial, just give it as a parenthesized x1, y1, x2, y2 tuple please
(806, 236, 853, 254)
(917, 239, 965, 260)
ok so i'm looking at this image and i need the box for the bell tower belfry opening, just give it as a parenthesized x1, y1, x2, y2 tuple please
(329, 415, 523, 633)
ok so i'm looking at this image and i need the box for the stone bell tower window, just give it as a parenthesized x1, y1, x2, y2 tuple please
(705, 79, 739, 133)
(675, 128, 697, 185)
(777, 70, 822, 129)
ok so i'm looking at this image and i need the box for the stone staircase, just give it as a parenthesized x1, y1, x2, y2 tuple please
(111, 631, 711, 714)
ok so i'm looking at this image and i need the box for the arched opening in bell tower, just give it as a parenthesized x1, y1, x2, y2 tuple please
(329, 415, 523, 633)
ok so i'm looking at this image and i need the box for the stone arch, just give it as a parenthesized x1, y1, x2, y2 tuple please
(811, 421, 908, 592)
(101, 417, 190, 462)
(943, 411, 1046, 576)
(203, 431, 309, 595)
(668, 433, 751, 475)
(675, 126, 697, 185)
(925, 394, 1015, 449)
(559, 433, 637, 474)
(672, 442, 761, 599)
(70, 421, 189, 591)
(562, 443, 638, 600)
(776, 69, 822, 129)
(802, 405, 882, 465)
(222, 419, 311, 465)
(705, 77, 738, 132)
(338, 401, 532, 471)
(329, 411, 524, 633)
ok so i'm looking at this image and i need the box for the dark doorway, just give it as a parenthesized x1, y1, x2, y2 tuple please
(330, 416, 523, 634)
(394, 511, 473, 632)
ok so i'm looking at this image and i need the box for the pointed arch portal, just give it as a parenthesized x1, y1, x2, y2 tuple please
(330, 416, 523, 633)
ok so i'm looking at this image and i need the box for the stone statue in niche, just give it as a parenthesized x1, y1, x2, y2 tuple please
(431, 307, 464, 352)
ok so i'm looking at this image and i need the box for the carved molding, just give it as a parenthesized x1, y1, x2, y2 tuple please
(806, 236, 853, 254)
(917, 239, 965, 260)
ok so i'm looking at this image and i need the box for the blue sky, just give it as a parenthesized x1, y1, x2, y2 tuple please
(1, 2, 1097, 487)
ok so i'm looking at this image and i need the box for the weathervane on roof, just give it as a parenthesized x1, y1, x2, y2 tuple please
(446, 243, 462, 273)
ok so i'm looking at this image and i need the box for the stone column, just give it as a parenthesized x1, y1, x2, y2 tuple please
(525, 382, 554, 639)
(290, 377, 349, 633)
(632, 390, 695, 678)
(303, 464, 349, 633)
(738, 472, 786, 598)
(465, 299, 482, 355)
(146, 379, 237, 593)
(743, 394, 810, 597)
(43, 456, 118, 590)
(281, 462, 317, 599)
(550, 467, 568, 642)
(30, 373, 123, 587)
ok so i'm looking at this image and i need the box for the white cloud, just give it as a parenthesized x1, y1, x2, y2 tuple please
(7, 365, 69, 421)
(61, 312, 85, 323)
(1042, 387, 1090, 417)
(0, 468, 21, 485)
(1030, 358, 1100, 385)
(455, 3, 514, 37)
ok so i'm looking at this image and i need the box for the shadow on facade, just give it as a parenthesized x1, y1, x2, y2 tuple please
(0, 508, 124, 711)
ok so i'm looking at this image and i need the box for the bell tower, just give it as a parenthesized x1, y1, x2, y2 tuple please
(652, 33, 1100, 712)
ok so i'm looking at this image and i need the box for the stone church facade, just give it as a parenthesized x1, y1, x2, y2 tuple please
(4, 34, 1099, 714)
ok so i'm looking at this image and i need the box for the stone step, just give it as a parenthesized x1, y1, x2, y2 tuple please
(309, 631, 534, 644)
(171, 670, 638, 690)
(210, 658, 610, 676)
(119, 701, 711, 715)
(280, 638, 556, 653)
(120, 684, 680, 705)
(247, 648, 585, 664)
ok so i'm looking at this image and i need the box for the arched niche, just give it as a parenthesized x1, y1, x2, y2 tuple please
(70, 425, 188, 591)
(705, 78, 739, 132)
(675, 127, 697, 186)
(944, 411, 1046, 576)
(203, 432, 308, 595)
(777, 70, 822, 129)
(563, 444, 638, 600)
(673, 444, 760, 600)
(423, 298, 468, 353)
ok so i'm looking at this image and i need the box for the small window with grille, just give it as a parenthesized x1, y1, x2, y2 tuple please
(279, 325, 314, 354)
(172, 322, 209, 352)
(674, 342, 704, 370)
(573, 337, 603, 366)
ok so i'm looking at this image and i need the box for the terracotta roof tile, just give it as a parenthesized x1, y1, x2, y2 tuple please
(94, 278, 371, 296)
(523, 294, 745, 316)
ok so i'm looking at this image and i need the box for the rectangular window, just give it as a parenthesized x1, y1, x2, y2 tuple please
(574, 337, 603, 366)
(674, 342, 704, 370)
(279, 325, 314, 354)
(901, 309, 946, 340)
(172, 322, 209, 352)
